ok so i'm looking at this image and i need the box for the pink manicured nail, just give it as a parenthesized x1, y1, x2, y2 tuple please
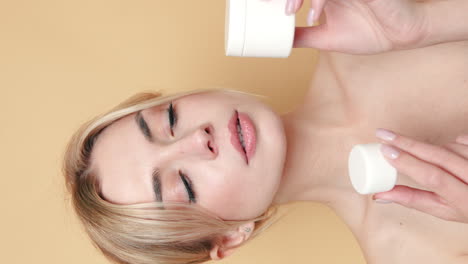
(307, 8, 315, 26)
(376, 128, 396, 141)
(285, 0, 296, 16)
(381, 144, 400, 159)
(456, 135, 468, 146)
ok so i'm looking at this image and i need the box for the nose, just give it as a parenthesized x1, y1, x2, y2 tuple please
(167, 124, 218, 160)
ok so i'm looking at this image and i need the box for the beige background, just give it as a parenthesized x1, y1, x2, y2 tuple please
(1, 0, 365, 263)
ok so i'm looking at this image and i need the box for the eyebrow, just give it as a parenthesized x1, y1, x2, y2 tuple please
(135, 111, 154, 142)
(135, 111, 162, 202)
(152, 168, 163, 202)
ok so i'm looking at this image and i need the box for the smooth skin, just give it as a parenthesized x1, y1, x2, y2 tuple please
(288, 0, 468, 54)
(91, 91, 286, 221)
(90, 91, 287, 259)
(289, 0, 430, 53)
(284, 0, 468, 223)
(280, 0, 468, 261)
(374, 129, 468, 223)
(91, 1, 468, 262)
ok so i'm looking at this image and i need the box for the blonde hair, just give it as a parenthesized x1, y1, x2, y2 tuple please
(63, 88, 280, 264)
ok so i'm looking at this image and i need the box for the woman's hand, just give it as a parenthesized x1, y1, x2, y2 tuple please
(286, 0, 430, 54)
(373, 128, 468, 224)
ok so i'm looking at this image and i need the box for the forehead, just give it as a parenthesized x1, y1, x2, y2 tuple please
(90, 113, 155, 205)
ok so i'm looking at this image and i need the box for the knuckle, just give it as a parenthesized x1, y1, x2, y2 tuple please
(424, 169, 444, 190)
(424, 169, 445, 189)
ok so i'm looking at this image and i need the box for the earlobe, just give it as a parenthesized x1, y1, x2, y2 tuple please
(209, 244, 222, 260)
(209, 244, 237, 261)
(209, 222, 255, 261)
(209, 232, 244, 261)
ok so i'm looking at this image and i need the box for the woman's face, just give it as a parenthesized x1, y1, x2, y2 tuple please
(90, 91, 286, 220)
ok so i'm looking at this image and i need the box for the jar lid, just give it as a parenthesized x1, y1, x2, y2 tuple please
(225, 0, 295, 58)
(348, 143, 397, 195)
(225, 0, 247, 57)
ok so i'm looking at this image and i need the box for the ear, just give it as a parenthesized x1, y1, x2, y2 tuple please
(209, 222, 255, 261)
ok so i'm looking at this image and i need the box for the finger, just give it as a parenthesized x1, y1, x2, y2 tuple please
(310, 0, 327, 25)
(285, 0, 304, 15)
(444, 142, 468, 160)
(293, 0, 330, 48)
(373, 185, 460, 222)
(376, 128, 468, 184)
(293, 25, 332, 49)
(380, 143, 468, 205)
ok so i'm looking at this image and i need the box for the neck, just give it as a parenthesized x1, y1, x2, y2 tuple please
(272, 53, 363, 210)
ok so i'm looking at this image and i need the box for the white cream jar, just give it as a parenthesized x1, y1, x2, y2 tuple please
(225, 0, 296, 58)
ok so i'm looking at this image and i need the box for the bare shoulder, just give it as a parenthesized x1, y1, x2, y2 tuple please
(334, 40, 468, 262)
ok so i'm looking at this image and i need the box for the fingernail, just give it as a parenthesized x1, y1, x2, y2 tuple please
(285, 0, 297, 16)
(307, 8, 315, 26)
(374, 199, 393, 204)
(376, 128, 396, 141)
(456, 135, 468, 146)
(372, 195, 393, 204)
(381, 144, 400, 159)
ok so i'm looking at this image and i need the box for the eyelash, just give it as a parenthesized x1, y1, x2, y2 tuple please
(167, 101, 178, 136)
(179, 171, 196, 203)
(167, 102, 195, 203)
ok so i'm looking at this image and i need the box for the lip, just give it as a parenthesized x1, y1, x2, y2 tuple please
(237, 112, 256, 162)
(229, 111, 248, 164)
(228, 110, 257, 165)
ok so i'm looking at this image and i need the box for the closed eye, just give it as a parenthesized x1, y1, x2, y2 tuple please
(167, 102, 178, 136)
(179, 171, 196, 203)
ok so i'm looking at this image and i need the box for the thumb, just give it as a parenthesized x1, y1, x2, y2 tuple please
(309, 0, 327, 25)
(293, 25, 332, 50)
(293, 0, 330, 49)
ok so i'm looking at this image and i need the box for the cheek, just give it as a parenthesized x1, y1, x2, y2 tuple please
(205, 194, 250, 220)
(201, 175, 266, 220)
